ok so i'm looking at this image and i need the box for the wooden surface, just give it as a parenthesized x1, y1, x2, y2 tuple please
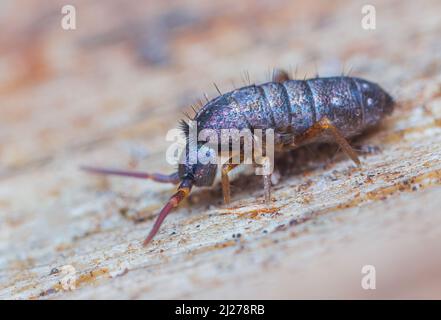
(1, 0, 441, 299)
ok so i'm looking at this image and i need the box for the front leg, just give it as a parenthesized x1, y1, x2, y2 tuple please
(221, 163, 239, 205)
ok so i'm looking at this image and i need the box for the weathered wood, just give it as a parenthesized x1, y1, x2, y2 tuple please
(1, 0, 441, 299)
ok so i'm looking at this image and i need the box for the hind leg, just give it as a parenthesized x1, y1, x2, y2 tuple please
(295, 117, 361, 167)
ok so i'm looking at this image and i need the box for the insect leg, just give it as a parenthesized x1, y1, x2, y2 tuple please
(221, 163, 239, 204)
(262, 157, 272, 204)
(263, 160, 271, 204)
(272, 69, 291, 83)
(253, 150, 274, 204)
(295, 117, 361, 167)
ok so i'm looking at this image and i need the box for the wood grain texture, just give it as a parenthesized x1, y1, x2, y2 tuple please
(1, 0, 441, 299)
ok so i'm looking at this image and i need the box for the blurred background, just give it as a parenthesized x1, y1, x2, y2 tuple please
(1, 0, 441, 299)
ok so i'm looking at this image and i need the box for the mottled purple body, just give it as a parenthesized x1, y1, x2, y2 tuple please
(180, 76, 394, 186)
(83, 76, 395, 245)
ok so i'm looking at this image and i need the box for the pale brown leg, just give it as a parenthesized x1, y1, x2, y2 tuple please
(221, 163, 239, 205)
(272, 69, 290, 83)
(295, 117, 361, 167)
(254, 155, 273, 205)
(263, 174, 271, 204)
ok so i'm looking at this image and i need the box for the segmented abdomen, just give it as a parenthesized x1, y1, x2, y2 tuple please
(260, 77, 379, 137)
(195, 76, 393, 139)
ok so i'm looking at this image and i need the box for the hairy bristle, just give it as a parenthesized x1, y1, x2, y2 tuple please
(182, 111, 192, 120)
(213, 82, 222, 95)
(179, 119, 190, 137)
